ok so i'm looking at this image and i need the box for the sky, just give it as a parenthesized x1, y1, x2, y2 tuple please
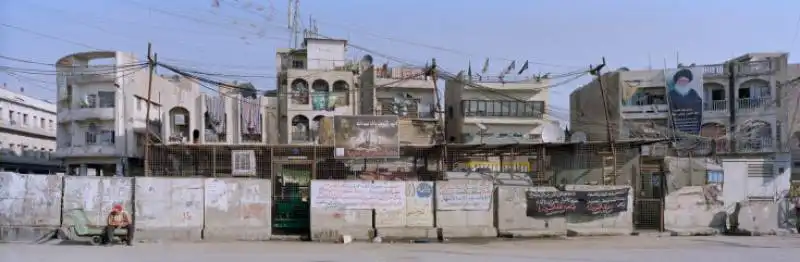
(1, 0, 800, 125)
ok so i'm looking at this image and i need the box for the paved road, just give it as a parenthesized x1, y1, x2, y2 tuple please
(2, 236, 800, 262)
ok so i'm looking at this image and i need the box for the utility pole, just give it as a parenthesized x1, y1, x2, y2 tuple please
(143, 43, 156, 176)
(590, 57, 617, 185)
(428, 58, 447, 177)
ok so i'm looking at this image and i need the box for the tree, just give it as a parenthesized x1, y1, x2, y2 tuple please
(238, 82, 257, 99)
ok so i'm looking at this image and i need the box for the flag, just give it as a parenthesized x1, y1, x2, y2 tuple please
(468, 60, 473, 79)
(517, 60, 529, 75)
(502, 61, 516, 75)
(481, 58, 489, 74)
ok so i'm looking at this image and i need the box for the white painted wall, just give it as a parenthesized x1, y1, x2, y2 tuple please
(722, 155, 792, 205)
(305, 39, 347, 70)
(0, 87, 57, 156)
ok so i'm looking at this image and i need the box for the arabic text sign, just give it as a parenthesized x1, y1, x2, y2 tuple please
(436, 181, 493, 211)
(525, 188, 630, 217)
(310, 180, 405, 210)
(525, 191, 579, 217)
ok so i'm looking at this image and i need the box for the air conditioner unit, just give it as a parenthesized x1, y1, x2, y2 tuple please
(231, 150, 256, 177)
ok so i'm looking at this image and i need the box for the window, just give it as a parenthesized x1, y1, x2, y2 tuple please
(292, 60, 305, 69)
(82, 94, 97, 108)
(136, 98, 142, 111)
(8, 110, 13, 123)
(98, 91, 115, 108)
(48, 120, 53, 130)
(98, 130, 115, 144)
(40, 117, 45, 129)
(86, 131, 97, 145)
(461, 100, 544, 118)
(22, 114, 28, 126)
(231, 150, 256, 176)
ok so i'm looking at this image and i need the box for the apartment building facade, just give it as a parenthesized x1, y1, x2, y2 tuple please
(444, 74, 552, 144)
(0, 85, 61, 173)
(570, 52, 794, 185)
(275, 37, 359, 144)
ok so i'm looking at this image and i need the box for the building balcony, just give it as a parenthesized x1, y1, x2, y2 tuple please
(57, 107, 115, 122)
(374, 66, 433, 89)
(702, 64, 728, 77)
(736, 97, 772, 112)
(290, 131, 313, 143)
(703, 100, 727, 112)
(67, 65, 118, 84)
(736, 60, 774, 76)
(621, 101, 669, 119)
(0, 119, 56, 138)
(736, 137, 775, 153)
(0, 149, 60, 166)
(52, 144, 118, 158)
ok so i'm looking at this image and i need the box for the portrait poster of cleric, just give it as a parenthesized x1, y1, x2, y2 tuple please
(666, 68, 704, 135)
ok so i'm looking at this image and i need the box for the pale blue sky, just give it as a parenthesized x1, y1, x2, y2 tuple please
(1, 0, 799, 124)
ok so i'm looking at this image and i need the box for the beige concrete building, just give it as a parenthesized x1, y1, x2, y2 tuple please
(570, 52, 797, 183)
(275, 37, 359, 144)
(54, 51, 277, 176)
(0, 85, 61, 173)
(444, 74, 553, 144)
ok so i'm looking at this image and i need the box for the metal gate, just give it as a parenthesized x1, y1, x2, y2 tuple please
(271, 160, 314, 237)
(634, 163, 665, 231)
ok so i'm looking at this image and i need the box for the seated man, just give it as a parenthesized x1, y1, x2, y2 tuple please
(104, 204, 134, 246)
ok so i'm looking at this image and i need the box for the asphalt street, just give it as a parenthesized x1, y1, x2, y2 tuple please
(2, 236, 799, 262)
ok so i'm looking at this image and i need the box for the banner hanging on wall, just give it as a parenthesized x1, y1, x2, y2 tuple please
(525, 188, 630, 218)
(333, 115, 400, 159)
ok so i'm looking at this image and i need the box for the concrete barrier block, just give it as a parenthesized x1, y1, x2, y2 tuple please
(0, 173, 63, 242)
(435, 180, 496, 239)
(664, 186, 726, 234)
(565, 185, 633, 236)
(62, 176, 133, 227)
(496, 186, 566, 238)
(134, 177, 204, 242)
(203, 178, 271, 241)
(309, 180, 399, 242)
(375, 181, 436, 240)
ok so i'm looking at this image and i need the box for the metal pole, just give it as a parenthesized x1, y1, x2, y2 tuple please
(143, 43, 155, 176)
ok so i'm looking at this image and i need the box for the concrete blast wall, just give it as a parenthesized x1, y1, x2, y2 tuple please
(0, 172, 63, 242)
(496, 186, 566, 237)
(203, 178, 272, 241)
(134, 177, 204, 241)
(435, 180, 495, 238)
(62, 176, 133, 227)
(309, 180, 387, 242)
(375, 181, 436, 240)
(664, 186, 726, 235)
(564, 185, 634, 236)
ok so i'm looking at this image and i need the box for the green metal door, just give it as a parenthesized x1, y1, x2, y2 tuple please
(272, 162, 313, 236)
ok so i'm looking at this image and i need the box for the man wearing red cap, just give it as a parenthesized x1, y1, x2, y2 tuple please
(103, 203, 134, 246)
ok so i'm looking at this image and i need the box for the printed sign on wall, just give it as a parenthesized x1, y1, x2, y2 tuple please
(436, 181, 493, 211)
(310, 180, 405, 210)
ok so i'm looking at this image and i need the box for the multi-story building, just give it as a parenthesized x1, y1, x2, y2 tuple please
(54, 51, 196, 176)
(570, 52, 796, 186)
(444, 74, 552, 145)
(275, 37, 359, 144)
(0, 84, 61, 173)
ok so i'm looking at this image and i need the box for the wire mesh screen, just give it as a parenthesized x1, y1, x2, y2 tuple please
(145, 144, 440, 180)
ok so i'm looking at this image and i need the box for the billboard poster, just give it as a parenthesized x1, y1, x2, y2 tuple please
(333, 115, 400, 159)
(665, 67, 704, 135)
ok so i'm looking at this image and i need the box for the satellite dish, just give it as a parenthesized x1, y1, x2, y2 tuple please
(541, 123, 565, 143)
(617, 67, 630, 72)
(571, 131, 588, 143)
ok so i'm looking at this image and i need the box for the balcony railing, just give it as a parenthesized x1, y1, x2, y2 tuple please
(737, 137, 775, 153)
(291, 131, 312, 143)
(468, 74, 540, 83)
(737, 97, 772, 111)
(703, 100, 727, 111)
(737, 60, 773, 76)
(702, 64, 726, 77)
(374, 66, 428, 80)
